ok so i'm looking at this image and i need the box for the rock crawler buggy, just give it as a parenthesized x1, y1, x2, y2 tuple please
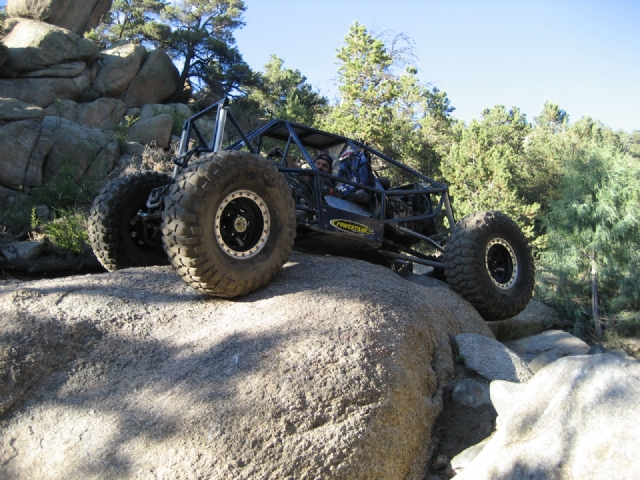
(88, 98, 534, 321)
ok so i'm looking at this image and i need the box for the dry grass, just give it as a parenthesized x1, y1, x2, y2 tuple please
(124, 143, 176, 175)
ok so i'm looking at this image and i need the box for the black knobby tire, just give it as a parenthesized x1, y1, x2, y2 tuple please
(162, 151, 296, 298)
(87, 171, 171, 271)
(443, 210, 534, 321)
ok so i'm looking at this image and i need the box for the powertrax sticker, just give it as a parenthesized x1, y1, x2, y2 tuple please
(330, 219, 374, 235)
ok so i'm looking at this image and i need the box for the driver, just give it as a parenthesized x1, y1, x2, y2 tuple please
(269, 147, 333, 174)
(313, 153, 333, 174)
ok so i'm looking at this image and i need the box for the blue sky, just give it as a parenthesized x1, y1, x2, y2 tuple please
(233, 0, 640, 132)
(2, 0, 638, 131)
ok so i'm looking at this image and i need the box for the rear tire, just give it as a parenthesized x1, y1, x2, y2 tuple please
(88, 172, 170, 271)
(162, 151, 296, 297)
(443, 210, 534, 321)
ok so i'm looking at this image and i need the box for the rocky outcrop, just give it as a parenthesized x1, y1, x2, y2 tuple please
(0, 253, 494, 479)
(123, 48, 180, 107)
(456, 354, 640, 479)
(126, 112, 174, 148)
(0, 2, 183, 208)
(454, 333, 533, 383)
(486, 299, 560, 341)
(0, 43, 10, 67)
(86, 43, 147, 100)
(2, 19, 99, 73)
(42, 97, 127, 129)
(6, 0, 112, 36)
(0, 96, 44, 123)
(0, 74, 92, 106)
(0, 118, 53, 188)
(505, 329, 590, 361)
(41, 116, 120, 182)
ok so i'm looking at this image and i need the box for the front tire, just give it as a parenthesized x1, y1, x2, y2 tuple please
(162, 151, 296, 297)
(87, 172, 170, 271)
(443, 210, 534, 321)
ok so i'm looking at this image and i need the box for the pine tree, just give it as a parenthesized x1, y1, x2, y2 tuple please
(539, 144, 640, 337)
(327, 22, 454, 176)
(88, 0, 167, 48)
(243, 55, 328, 125)
(441, 106, 538, 236)
(91, 0, 254, 98)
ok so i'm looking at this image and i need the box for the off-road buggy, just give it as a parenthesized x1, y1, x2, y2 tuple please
(88, 98, 534, 321)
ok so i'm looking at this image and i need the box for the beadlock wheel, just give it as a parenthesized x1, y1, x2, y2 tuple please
(162, 151, 296, 298)
(486, 237, 518, 290)
(443, 210, 534, 321)
(215, 189, 271, 259)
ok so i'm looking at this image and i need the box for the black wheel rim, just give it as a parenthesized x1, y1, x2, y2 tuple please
(215, 190, 270, 259)
(485, 237, 518, 289)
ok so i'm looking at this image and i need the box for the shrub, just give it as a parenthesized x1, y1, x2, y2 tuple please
(41, 210, 90, 255)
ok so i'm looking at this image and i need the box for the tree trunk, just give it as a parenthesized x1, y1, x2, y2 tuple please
(591, 249, 602, 339)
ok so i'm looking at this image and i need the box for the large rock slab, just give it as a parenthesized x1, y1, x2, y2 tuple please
(124, 49, 180, 107)
(0, 43, 9, 67)
(2, 19, 98, 73)
(0, 184, 25, 209)
(76, 97, 127, 129)
(486, 299, 560, 341)
(0, 240, 46, 260)
(89, 44, 147, 99)
(0, 253, 493, 479)
(456, 354, 640, 479)
(7, 0, 113, 36)
(0, 119, 54, 188)
(126, 113, 174, 148)
(505, 329, 590, 363)
(489, 380, 527, 419)
(0, 97, 44, 123)
(42, 98, 78, 121)
(407, 275, 490, 330)
(41, 116, 120, 183)
(0, 75, 91, 107)
(454, 333, 533, 383)
(18, 61, 86, 78)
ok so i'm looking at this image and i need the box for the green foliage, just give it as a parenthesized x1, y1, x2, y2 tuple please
(30, 208, 39, 229)
(328, 22, 398, 144)
(31, 164, 100, 209)
(517, 102, 571, 217)
(621, 130, 640, 159)
(87, 0, 167, 47)
(326, 22, 455, 178)
(537, 144, 640, 330)
(152, 0, 253, 97)
(41, 210, 91, 255)
(93, 0, 254, 98)
(438, 98, 639, 338)
(0, 6, 7, 37)
(237, 55, 328, 127)
(2, 162, 98, 240)
(604, 312, 640, 344)
(441, 106, 538, 237)
(114, 114, 140, 144)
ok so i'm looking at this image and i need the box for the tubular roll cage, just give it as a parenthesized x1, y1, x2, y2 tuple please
(170, 98, 457, 266)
